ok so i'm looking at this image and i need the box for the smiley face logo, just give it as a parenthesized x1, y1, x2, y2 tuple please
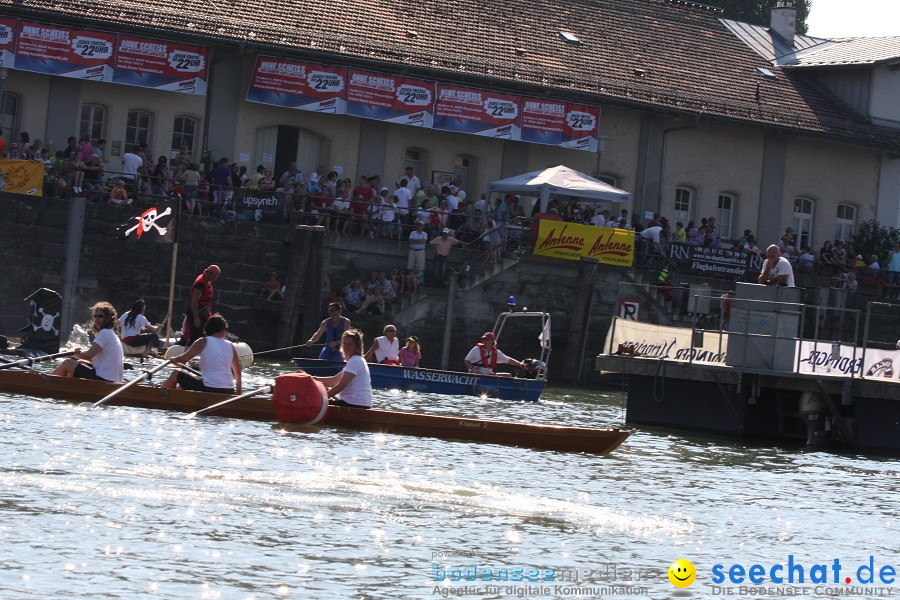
(668, 558, 696, 587)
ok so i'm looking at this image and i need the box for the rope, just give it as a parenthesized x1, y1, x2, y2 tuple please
(653, 357, 666, 402)
(255, 343, 323, 356)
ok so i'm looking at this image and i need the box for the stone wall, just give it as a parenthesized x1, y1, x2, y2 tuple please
(0, 193, 630, 380)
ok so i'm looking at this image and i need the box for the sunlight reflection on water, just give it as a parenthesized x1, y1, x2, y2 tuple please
(0, 360, 896, 598)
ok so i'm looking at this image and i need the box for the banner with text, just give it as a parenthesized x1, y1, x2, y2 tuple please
(433, 84, 520, 139)
(667, 243, 763, 278)
(533, 220, 634, 266)
(0, 17, 16, 68)
(346, 68, 435, 127)
(520, 99, 600, 151)
(796, 341, 900, 382)
(15, 21, 115, 81)
(0, 159, 44, 195)
(246, 56, 347, 113)
(232, 188, 284, 222)
(604, 318, 729, 364)
(113, 35, 208, 94)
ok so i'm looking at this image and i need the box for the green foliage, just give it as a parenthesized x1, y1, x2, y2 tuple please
(850, 219, 900, 261)
(703, 0, 811, 34)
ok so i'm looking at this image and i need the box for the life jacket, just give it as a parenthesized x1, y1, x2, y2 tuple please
(477, 342, 499, 372)
(192, 273, 214, 309)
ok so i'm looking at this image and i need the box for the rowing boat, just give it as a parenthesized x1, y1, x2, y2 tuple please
(0, 369, 629, 454)
(294, 307, 552, 402)
(293, 358, 546, 402)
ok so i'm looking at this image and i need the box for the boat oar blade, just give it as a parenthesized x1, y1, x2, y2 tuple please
(183, 384, 273, 419)
(92, 359, 174, 408)
(0, 349, 77, 371)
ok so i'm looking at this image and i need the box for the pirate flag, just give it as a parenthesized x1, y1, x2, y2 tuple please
(115, 199, 178, 243)
(4, 288, 63, 357)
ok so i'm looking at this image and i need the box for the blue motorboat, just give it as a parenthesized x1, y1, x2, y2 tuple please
(293, 307, 552, 401)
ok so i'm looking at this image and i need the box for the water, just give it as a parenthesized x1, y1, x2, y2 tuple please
(0, 360, 898, 599)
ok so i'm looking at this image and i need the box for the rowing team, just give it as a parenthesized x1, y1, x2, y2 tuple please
(51, 301, 375, 408)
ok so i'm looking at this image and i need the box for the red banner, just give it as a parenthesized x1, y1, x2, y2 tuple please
(521, 99, 601, 151)
(0, 17, 15, 68)
(433, 85, 521, 139)
(15, 21, 115, 81)
(346, 68, 434, 127)
(113, 36, 209, 94)
(246, 56, 347, 113)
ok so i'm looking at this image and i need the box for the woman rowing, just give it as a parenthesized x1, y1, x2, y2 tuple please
(312, 329, 371, 408)
(118, 299, 163, 358)
(162, 313, 242, 394)
(52, 302, 124, 383)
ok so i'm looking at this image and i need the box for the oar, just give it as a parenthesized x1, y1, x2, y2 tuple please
(92, 359, 173, 408)
(183, 384, 273, 419)
(0, 349, 77, 371)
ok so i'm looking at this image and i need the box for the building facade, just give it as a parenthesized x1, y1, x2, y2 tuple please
(0, 0, 897, 251)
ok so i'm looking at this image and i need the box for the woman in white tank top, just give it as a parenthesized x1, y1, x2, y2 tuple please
(163, 313, 241, 394)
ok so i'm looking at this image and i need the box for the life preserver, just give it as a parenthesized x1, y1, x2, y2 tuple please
(192, 273, 214, 309)
(477, 342, 499, 372)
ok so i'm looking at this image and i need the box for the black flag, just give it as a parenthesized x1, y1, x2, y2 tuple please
(116, 199, 178, 243)
(12, 288, 62, 357)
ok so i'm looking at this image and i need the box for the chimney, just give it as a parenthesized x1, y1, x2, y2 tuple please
(770, 0, 797, 46)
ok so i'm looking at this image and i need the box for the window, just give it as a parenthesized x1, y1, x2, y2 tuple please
(597, 175, 618, 187)
(717, 194, 734, 239)
(403, 147, 428, 182)
(80, 103, 106, 142)
(674, 187, 692, 225)
(0, 92, 21, 141)
(171, 116, 197, 153)
(792, 197, 815, 250)
(125, 110, 153, 148)
(454, 154, 477, 192)
(835, 204, 856, 242)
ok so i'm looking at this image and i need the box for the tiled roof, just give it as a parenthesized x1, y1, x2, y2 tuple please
(2, 0, 898, 149)
(786, 36, 900, 67)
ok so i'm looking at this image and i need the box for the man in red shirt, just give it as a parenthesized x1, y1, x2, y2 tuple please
(350, 175, 374, 235)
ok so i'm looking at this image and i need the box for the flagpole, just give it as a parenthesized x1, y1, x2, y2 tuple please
(165, 195, 182, 346)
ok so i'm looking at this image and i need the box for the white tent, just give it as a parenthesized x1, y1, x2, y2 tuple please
(486, 165, 632, 214)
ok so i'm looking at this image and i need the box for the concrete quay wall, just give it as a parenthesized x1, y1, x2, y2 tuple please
(0, 194, 631, 379)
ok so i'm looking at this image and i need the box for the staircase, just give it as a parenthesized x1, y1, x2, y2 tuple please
(621, 270, 677, 325)
(459, 254, 521, 292)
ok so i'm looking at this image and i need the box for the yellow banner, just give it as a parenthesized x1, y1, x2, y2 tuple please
(534, 220, 634, 266)
(0, 159, 44, 196)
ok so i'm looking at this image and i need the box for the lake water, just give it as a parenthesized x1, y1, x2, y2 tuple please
(0, 360, 897, 599)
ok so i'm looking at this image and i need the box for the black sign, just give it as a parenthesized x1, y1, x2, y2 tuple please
(228, 188, 286, 223)
(667, 243, 764, 279)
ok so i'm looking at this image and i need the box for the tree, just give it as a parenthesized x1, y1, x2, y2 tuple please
(850, 219, 900, 263)
(703, 0, 811, 35)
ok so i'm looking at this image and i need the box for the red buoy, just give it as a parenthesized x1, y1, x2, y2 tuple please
(272, 373, 329, 425)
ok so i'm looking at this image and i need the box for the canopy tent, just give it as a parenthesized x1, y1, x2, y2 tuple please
(486, 165, 632, 215)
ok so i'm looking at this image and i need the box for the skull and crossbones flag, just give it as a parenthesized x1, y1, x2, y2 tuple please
(115, 199, 178, 243)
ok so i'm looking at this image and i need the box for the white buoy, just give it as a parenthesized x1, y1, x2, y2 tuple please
(236, 342, 254, 368)
(164, 345, 186, 360)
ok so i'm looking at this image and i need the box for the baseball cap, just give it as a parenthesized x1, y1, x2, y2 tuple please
(380, 186, 389, 192)
(442, 228, 450, 234)
(481, 332, 495, 340)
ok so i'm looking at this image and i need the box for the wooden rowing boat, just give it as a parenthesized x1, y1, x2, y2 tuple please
(0, 370, 630, 454)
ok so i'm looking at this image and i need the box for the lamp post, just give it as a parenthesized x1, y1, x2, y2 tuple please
(593, 134, 610, 179)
